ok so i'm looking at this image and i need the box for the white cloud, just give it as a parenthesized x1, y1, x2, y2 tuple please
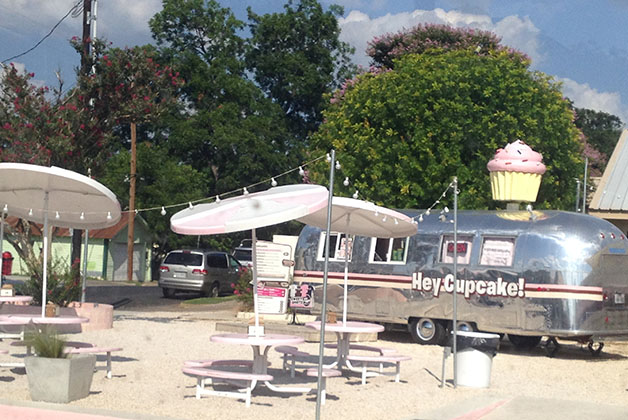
(339, 7, 542, 67)
(559, 77, 628, 124)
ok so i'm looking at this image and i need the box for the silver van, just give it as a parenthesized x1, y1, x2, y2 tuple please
(158, 250, 242, 298)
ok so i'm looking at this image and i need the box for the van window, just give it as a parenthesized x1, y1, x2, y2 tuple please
(480, 237, 515, 266)
(317, 232, 354, 262)
(228, 255, 241, 268)
(440, 235, 473, 264)
(207, 254, 227, 269)
(369, 237, 408, 264)
(164, 252, 203, 266)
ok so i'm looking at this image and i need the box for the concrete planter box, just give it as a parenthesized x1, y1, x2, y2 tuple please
(25, 354, 96, 403)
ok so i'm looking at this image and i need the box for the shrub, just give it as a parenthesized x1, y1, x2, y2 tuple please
(24, 326, 67, 358)
(16, 258, 81, 307)
(231, 267, 254, 311)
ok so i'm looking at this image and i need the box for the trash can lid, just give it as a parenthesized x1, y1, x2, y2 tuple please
(451, 331, 501, 353)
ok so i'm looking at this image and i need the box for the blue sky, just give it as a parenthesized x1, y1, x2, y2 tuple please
(2, 0, 628, 123)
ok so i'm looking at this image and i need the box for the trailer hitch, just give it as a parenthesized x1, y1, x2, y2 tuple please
(587, 340, 604, 356)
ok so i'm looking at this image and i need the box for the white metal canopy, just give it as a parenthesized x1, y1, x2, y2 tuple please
(0, 163, 122, 316)
(297, 196, 417, 238)
(170, 184, 329, 332)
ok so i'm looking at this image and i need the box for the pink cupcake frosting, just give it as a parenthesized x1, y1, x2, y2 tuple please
(487, 140, 546, 174)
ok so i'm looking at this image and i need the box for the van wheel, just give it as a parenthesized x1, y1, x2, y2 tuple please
(206, 283, 220, 298)
(508, 334, 542, 350)
(409, 318, 445, 345)
(162, 288, 175, 298)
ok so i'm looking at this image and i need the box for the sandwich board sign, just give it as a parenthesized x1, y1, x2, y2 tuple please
(256, 241, 292, 314)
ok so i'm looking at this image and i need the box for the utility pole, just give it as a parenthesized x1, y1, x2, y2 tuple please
(72, 0, 94, 280)
(127, 122, 137, 282)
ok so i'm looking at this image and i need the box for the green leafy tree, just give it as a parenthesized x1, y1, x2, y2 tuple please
(246, 0, 356, 140)
(311, 49, 582, 210)
(149, 0, 297, 199)
(573, 107, 623, 176)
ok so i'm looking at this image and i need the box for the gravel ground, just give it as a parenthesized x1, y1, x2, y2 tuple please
(1, 308, 628, 420)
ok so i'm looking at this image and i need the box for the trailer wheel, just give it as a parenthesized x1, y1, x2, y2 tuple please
(587, 340, 604, 356)
(455, 321, 476, 332)
(409, 318, 445, 345)
(508, 334, 542, 350)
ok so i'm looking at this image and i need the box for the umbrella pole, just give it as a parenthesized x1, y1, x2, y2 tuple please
(81, 229, 89, 303)
(452, 177, 458, 388)
(42, 192, 50, 317)
(251, 228, 260, 333)
(0, 210, 4, 287)
(342, 233, 349, 326)
(316, 149, 335, 420)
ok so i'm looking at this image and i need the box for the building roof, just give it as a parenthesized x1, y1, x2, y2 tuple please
(4, 212, 149, 240)
(589, 129, 628, 219)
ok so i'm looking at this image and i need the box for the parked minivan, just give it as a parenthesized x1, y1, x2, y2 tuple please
(158, 250, 242, 298)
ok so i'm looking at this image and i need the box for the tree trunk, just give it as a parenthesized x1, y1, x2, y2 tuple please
(127, 122, 136, 282)
(71, 229, 82, 282)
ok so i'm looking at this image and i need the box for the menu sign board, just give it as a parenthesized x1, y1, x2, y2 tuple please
(256, 241, 293, 283)
(257, 285, 288, 314)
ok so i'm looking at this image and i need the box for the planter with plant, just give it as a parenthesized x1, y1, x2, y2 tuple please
(24, 326, 96, 403)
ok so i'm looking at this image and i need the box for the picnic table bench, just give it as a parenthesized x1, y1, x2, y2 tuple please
(182, 359, 273, 408)
(63, 342, 123, 379)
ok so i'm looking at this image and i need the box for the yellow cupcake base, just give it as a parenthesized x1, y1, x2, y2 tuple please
(489, 172, 542, 202)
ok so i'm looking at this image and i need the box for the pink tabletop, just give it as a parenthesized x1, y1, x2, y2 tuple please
(0, 296, 33, 303)
(1, 314, 89, 325)
(210, 333, 304, 347)
(305, 321, 385, 333)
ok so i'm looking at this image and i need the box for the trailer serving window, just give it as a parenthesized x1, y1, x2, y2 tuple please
(479, 237, 516, 266)
(369, 237, 408, 264)
(316, 232, 354, 262)
(440, 235, 473, 264)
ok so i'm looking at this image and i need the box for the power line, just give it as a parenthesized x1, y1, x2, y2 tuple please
(1, 0, 83, 64)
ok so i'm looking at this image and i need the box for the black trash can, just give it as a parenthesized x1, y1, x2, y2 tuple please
(453, 331, 500, 387)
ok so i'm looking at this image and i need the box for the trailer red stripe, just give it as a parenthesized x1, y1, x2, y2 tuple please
(294, 270, 412, 284)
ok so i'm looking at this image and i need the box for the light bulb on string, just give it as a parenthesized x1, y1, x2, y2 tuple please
(374, 210, 379, 217)
(353, 190, 359, 199)
(107, 212, 112, 220)
(80, 212, 85, 221)
(215, 196, 221, 203)
(243, 187, 249, 195)
(298, 166, 305, 176)
(343, 177, 349, 187)
(271, 178, 277, 187)
(55, 211, 60, 219)
(444, 206, 449, 213)
(28, 208, 33, 217)
(382, 216, 387, 222)
(419, 215, 424, 222)
(326, 153, 332, 162)
(188, 202, 193, 209)
(426, 209, 430, 216)
(135, 209, 138, 215)
(394, 218, 398, 225)
(335, 161, 341, 170)
(160, 207, 166, 216)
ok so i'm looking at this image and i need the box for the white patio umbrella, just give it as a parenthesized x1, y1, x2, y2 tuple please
(297, 196, 417, 324)
(170, 184, 329, 333)
(0, 163, 121, 316)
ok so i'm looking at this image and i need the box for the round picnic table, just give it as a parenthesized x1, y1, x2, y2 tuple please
(305, 321, 385, 369)
(0, 296, 33, 304)
(210, 332, 310, 393)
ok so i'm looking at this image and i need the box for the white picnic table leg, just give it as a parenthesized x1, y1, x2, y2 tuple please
(251, 345, 267, 375)
(106, 351, 112, 379)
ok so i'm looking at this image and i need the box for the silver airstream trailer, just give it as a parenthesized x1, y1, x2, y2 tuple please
(293, 210, 628, 353)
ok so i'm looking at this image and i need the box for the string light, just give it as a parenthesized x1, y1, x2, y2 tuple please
(335, 161, 341, 170)
(326, 153, 332, 162)
(80, 212, 85, 220)
(343, 177, 349, 187)
(160, 207, 166, 216)
(188, 202, 193, 209)
(353, 190, 359, 199)
(414, 180, 457, 223)
(107, 212, 112, 220)
(243, 187, 249, 195)
(55, 211, 60, 219)
(298, 166, 305, 176)
(28, 208, 33, 216)
(215, 195, 221, 203)
(382, 216, 387, 222)
(444, 206, 449, 213)
(135, 209, 138, 215)
(271, 178, 277, 187)
(394, 218, 398, 225)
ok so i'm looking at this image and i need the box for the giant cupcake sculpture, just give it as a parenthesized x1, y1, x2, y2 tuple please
(487, 140, 546, 203)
